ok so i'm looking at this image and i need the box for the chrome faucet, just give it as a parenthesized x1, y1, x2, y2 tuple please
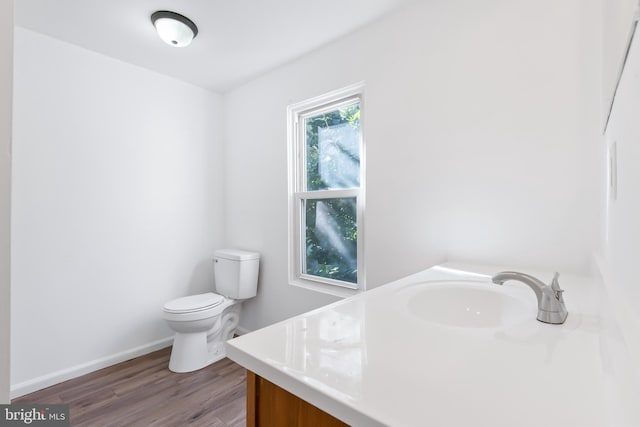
(491, 271, 568, 324)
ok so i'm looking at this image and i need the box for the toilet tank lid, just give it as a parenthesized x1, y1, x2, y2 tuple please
(214, 249, 260, 261)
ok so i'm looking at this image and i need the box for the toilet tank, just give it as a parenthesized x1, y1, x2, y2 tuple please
(214, 249, 260, 299)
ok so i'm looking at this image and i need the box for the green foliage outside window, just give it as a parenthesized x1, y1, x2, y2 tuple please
(304, 103, 360, 284)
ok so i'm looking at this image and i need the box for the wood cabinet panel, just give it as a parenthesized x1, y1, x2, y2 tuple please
(247, 371, 349, 427)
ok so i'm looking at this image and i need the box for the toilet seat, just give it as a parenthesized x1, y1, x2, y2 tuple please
(163, 292, 224, 314)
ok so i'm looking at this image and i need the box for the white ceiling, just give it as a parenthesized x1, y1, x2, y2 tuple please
(15, 0, 411, 92)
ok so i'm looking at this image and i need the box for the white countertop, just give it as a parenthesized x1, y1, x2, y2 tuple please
(226, 263, 609, 426)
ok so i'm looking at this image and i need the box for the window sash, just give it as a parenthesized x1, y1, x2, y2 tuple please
(297, 97, 361, 193)
(293, 190, 361, 289)
(295, 189, 359, 200)
(298, 95, 361, 121)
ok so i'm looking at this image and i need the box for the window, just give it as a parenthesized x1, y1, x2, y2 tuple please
(287, 83, 365, 296)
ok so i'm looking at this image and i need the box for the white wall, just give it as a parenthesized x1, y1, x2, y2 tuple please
(601, 2, 640, 323)
(11, 28, 225, 395)
(599, 10, 640, 425)
(0, 0, 14, 405)
(225, 0, 602, 331)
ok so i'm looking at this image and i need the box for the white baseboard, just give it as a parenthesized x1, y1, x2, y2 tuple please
(10, 336, 173, 399)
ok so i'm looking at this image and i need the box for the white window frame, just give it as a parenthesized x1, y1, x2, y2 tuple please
(287, 83, 366, 298)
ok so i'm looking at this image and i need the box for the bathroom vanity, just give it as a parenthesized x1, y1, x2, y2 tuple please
(226, 263, 611, 426)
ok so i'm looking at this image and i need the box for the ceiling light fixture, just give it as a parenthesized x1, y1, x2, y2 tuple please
(151, 11, 198, 47)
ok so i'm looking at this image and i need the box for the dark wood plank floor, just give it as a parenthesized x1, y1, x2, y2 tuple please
(13, 347, 247, 427)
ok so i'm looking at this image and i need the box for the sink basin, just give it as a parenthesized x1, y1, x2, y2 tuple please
(395, 280, 533, 329)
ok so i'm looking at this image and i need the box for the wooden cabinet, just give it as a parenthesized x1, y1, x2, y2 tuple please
(246, 371, 349, 427)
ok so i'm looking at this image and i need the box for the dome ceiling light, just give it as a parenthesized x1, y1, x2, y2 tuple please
(151, 11, 198, 47)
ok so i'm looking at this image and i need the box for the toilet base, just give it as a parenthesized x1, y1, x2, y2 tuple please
(169, 331, 212, 373)
(168, 303, 241, 373)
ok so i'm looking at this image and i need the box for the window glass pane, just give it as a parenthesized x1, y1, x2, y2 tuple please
(304, 197, 357, 284)
(305, 103, 360, 191)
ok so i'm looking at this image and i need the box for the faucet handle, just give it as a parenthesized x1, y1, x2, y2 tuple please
(550, 272, 564, 301)
(550, 272, 560, 288)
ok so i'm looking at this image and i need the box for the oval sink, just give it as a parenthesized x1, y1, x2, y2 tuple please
(395, 280, 532, 329)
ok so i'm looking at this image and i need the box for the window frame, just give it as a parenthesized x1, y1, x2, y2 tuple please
(287, 83, 366, 297)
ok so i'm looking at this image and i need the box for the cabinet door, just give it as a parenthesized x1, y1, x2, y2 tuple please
(247, 371, 349, 427)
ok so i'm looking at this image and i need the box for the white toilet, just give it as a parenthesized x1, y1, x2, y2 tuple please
(163, 249, 260, 373)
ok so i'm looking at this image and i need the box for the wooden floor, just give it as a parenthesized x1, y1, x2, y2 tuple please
(13, 347, 247, 427)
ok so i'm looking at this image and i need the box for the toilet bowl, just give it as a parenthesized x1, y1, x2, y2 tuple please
(163, 249, 259, 373)
(163, 293, 241, 372)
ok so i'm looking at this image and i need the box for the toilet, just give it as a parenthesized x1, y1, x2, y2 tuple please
(163, 249, 260, 373)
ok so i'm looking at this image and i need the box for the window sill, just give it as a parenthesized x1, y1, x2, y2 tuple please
(289, 278, 361, 299)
